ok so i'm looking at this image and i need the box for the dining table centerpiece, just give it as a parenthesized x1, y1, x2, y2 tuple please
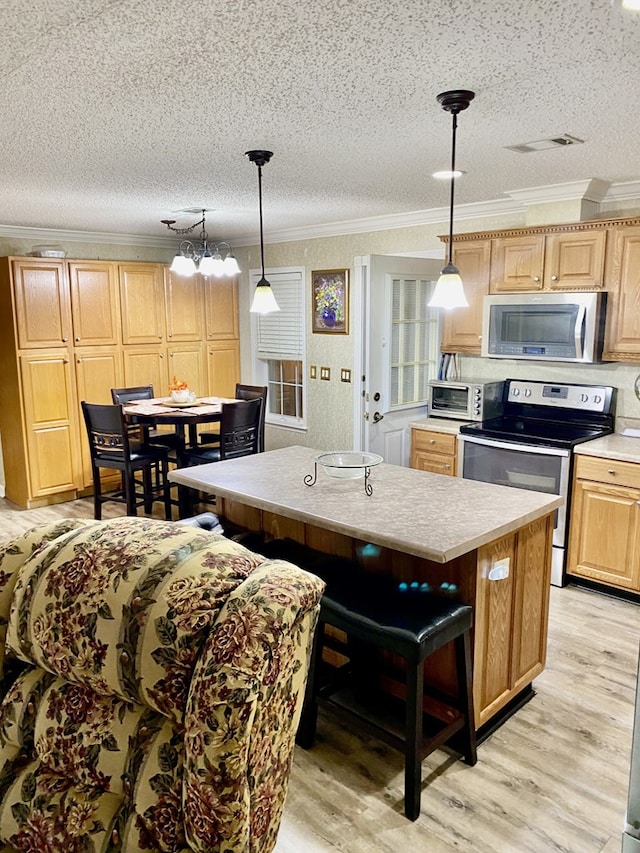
(169, 376, 191, 403)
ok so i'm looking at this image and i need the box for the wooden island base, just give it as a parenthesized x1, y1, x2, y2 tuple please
(218, 496, 554, 732)
(169, 445, 560, 734)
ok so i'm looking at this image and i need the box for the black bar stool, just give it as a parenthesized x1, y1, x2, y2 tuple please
(259, 539, 478, 821)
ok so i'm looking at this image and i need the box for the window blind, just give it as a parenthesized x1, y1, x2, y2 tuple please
(252, 269, 304, 359)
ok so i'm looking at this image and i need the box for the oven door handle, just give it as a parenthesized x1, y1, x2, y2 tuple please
(458, 434, 571, 457)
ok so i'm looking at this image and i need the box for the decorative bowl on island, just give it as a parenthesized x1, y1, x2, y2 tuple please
(316, 451, 383, 479)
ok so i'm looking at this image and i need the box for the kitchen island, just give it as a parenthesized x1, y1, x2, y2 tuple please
(170, 445, 562, 731)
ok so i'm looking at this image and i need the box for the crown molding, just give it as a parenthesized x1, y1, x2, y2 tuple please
(0, 224, 175, 248)
(602, 179, 640, 202)
(1, 178, 639, 248)
(257, 197, 524, 245)
(505, 178, 611, 206)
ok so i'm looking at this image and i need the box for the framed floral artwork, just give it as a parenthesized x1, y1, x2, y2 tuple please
(311, 269, 349, 334)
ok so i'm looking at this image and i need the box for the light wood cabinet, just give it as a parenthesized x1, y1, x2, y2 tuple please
(544, 230, 606, 289)
(69, 261, 120, 346)
(119, 263, 165, 344)
(74, 347, 124, 490)
(567, 454, 640, 591)
(490, 235, 545, 292)
(164, 268, 204, 342)
(206, 341, 241, 398)
(19, 351, 80, 500)
(410, 427, 457, 476)
(0, 256, 239, 507)
(603, 225, 640, 360)
(205, 277, 239, 340)
(440, 240, 491, 354)
(439, 221, 618, 354)
(474, 516, 550, 724)
(167, 344, 207, 397)
(12, 259, 72, 348)
(489, 230, 606, 293)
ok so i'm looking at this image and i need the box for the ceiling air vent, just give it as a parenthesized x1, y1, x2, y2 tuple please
(505, 134, 584, 154)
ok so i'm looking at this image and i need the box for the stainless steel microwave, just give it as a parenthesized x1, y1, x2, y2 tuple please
(481, 291, 607, 363)
(428, 380, 504, 421)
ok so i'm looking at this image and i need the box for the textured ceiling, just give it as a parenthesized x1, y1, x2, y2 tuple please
(1, 0, 639, 244)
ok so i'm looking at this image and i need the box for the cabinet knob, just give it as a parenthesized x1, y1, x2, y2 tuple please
(532, 276, 540, 282)
(62, 337, 68, 342)
(444, 463, 450, 469)
(608, 469, 616, 474)
(75, 336, 80, 342)
(551, 274, 558, 281)
(429, 438, 435, 444)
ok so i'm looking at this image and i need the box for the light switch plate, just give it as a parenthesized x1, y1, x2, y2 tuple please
(320, 366, 331, 381)
(341, 368, 351, 383)
(310, 364, 317, 379)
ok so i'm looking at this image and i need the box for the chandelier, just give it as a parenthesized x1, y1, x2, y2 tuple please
(161, 209, 241, 278)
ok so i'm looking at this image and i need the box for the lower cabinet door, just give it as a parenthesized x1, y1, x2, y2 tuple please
(75, 348, 124, 490)
(567, 479, 640, 590)
(20, 352, 80, 497)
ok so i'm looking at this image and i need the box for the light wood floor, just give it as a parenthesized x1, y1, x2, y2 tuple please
(1, 497, 637, 853)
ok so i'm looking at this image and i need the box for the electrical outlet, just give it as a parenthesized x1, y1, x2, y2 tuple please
(309, 364, 317, 379)
(320, 366, 331, 381)
(340, 368, 351, 383)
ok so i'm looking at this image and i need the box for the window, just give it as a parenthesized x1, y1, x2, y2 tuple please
(390, 277, 438, 407)
(250, 267, 306, 429)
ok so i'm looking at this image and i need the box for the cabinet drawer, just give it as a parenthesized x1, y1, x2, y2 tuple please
(412, 429, 457, 456)
(575, 455, 640, 489)
(413, 451, 456, 476)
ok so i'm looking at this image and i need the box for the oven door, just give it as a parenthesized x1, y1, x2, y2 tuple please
(458, 434, 571, 586)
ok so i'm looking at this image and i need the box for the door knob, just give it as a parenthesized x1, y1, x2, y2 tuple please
(373, 412, 384, 423)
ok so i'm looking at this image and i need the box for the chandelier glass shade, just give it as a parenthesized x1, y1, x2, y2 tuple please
(161, 210, 240, 278)
(428, 89, 475, 310)
(245, 149, 280, 314)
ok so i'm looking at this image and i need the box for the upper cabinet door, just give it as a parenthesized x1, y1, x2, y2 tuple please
(604, 226, 640, 358)
(204, 276, 239, 340)
(490, 236, 545, 293)
(12, 259, 71, 349)
(440, 240, 491, 354)
(69, 261, 120, 346)
(164, 268, 204, 341)
(119, 263, 165, 344)
(544, 230, 606, 289)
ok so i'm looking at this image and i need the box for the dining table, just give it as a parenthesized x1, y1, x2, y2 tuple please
(123, 395, 239, 515)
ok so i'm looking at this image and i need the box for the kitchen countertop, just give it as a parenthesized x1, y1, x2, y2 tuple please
(170, 445, 561, 564)
(410, 417, 467, 434)
(574, 432, 640, 462)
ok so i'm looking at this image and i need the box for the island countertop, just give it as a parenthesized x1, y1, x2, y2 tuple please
(170, 445, 561, 564)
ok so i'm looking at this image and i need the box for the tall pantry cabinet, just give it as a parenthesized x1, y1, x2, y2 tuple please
(0, 256, 240, 508)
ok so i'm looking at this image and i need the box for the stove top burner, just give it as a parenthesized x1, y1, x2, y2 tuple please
(458, 378, 616, 449)
(459, 416, 612, 448)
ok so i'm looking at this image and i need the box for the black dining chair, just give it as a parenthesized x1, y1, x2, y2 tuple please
(82, 401, 173, 521)
(199, 384, 267, 452)
(180, 398, 262, 516)
(111, 385, 180, 458)
(183, 398, 262, 465)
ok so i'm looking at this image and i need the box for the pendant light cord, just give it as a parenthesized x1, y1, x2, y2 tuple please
(447, 112, 458, 267)
(257, 164, 266, 280)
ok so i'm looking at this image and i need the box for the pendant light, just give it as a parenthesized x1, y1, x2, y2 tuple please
(245, 149, 280, 314)
(428, 89, 475, 309)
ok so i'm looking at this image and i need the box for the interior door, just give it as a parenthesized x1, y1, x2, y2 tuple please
(358, 255, 441, 466)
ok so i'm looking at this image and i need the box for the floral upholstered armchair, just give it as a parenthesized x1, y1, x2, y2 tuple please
(0, 517, 324, 852)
